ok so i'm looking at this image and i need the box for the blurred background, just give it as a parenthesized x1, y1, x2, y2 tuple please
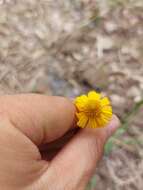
(0, 0, 143, 189)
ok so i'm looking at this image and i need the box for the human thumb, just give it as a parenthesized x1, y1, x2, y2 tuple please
(39, 115, 119, 190)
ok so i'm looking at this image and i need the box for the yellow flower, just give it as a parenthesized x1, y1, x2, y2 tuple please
(74, 91, 112, 128)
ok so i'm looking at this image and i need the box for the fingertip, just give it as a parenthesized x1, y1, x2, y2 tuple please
(56, 97, 76, 126)
(42, 96, 76, 143)
(78, 114, 120, 144)
(106, 115, 120, 137)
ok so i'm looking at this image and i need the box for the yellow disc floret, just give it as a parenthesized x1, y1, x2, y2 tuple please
(74, 91, 112, 128)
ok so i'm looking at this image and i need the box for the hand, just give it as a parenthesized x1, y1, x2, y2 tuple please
(0, 94, 119, 190)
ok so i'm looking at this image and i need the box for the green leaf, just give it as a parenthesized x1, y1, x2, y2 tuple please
(114, 128, 126, 137)
(104, 138, 114, 155)
(86, 176, 96, 190)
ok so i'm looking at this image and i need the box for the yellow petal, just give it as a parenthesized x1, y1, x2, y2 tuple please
(100, 113, 112, 126)
(76, 112, 84, 119)
(88, 118, 97, 128)
(95, 117, 104, 127)
(77, 114, 88, 128)
(101, 97, 111, 107)
(75, 95, 88, 110)
(97, 118, 107, 127)
(88, 91, 101, 100)
(102, 106, 112, 116)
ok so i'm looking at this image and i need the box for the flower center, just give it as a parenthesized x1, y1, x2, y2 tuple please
(84, 99, 102, 117)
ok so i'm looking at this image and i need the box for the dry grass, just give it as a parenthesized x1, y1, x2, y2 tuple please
(0, 0, 143, 189)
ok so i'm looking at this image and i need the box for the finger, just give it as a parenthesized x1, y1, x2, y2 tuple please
(0, 94, 76, 145)
(40, 128, 78, 152)
(40, 128, 79, 161)
(44, 115, 119, 190)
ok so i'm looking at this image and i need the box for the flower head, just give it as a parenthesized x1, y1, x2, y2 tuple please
(74, 91, 112, 128)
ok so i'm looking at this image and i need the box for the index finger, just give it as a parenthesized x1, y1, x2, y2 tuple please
(0, 94, 76, 145)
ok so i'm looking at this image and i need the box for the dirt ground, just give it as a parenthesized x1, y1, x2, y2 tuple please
(0, 0, 143, 189)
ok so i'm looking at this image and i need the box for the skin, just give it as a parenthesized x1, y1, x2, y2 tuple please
(0, 94, 120, 190)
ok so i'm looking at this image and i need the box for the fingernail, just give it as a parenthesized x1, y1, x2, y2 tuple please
(106, 115, 120, 137)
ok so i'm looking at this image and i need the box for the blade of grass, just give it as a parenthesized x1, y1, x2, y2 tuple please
(104, 99, 143, 154)
(121, 99, 143, 129)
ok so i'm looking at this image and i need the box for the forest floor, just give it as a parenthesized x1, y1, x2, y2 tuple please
(0, 0, 143, 189)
